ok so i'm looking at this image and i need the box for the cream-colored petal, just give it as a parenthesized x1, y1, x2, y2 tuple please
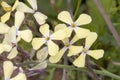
(49, 47, 67, 63)
(12, 0, 19, 11)
(3, 61, 14, 79)
(30, 61, 47, 70)
(3, 44, 12, 52)
(39, 24, 50, 37)
(67, 46, 83, 56)
(0, 22, 10, 34)
(85, 32, 97, 48)
(51, 30, 65, 40)
(54, 24, 67, 32)
(58, 11, 73, 25)
(37, 47, 48, 62)
(34, 12, 47, 25)
(27, 0, 37, 10)
(62, 38, 69, 45)
(1, 1, 12, 11)
(87, 50, 104, 60)
(1, 12, 11, 23)
(75, 14, 92, 26)
(73, 53, 86, 67)
(75, 27, 90, 39)
(15, 11, 25, 29)
(32, 38, 45, 50)
(47, 40, 59, 56)
(0, 44, 4, 54)
(7, 47, 18, 59)
(10, 73, 27, 80)
(71, 35, 80, 44)
(18, 30, 33, 42)
(16, 2, 34, 13)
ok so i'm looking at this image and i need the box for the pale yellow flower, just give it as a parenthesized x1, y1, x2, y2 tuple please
(58, 11, 91, 38)
(49, 35, 83, 63)
(73, 32, 104, 67)
(1, 0, 19, 23)
(32, 24, 65, 56)
(16, 0, 47, 25)
(3, 61, 27, 80)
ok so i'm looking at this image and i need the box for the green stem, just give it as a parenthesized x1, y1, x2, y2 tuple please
(74, 0, 82, 19)
(48, 63, 120, 80)
(47, 68, 56, 80)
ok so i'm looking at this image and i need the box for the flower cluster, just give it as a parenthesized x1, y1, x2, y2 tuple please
(0, 0, 104, 80)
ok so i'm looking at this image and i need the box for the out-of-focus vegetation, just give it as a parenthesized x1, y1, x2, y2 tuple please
(0, 0, 120, 80)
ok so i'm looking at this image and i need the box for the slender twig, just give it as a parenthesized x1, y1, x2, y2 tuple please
(93, 0, 120, 47)
(50, 0, 60, 13)
(86, 57, 101, 80)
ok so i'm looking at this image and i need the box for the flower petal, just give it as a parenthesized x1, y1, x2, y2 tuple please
(73, 53, 86, 67)
(12, 0, 19, 11)
(18, 30, 33, 42)
(7, 47, 18, 59)
(10, 73, 27, 80)
(1, 1, 12, 11)
(47, 40, 59, 56)
(37, 47, 48, 62)
(87, 50, 104, 60)
(40, 24, 50, 37)
(85, 32, 97, 48)
(75, 14, 92, 26)
(16, 2, 34, 13)
(49, 47, 67, 63)
(54, 24, 67, 31)
(58, 11, 73, 25)
(75, 27, 90, 39)
(67, 46, 83, 56)
(3, 61, 14, 79)
(1, 12, 11, 23)
(27, 0, 37, 10)
(51, 30, 65, 40)
(32, 38, 45, 50)
(15, 11, 25, 29)
(71, 35, 80, 44)
(0, 22, 10, 34)
(34, 12, 47, 25)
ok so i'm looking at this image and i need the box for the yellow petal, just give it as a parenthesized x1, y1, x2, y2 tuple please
(7, 47, 18, 59)
(37, 47, 48, 62)
(1, 12, 11, 23)
(47, 40, 59, 56)
(32, 38, 45, 50)
(18, 30, 33, 42)
(15, 11, 25, 29)
(16, 2, 34, 13)
(75, 14, 92, 26)
(73, 53, 86, 67)
(75, 27, 90, 39)
(54, 24, 67, 32)
(62, 38, 69, 45)
(51, 30, 65, 40)
(30, 61, 47, 70)
(0, 22, 10, 34)
(85, 32, 97, 48)
(58, 11, 73, 25)
(67, 46, 83, 56)
(71, 35, 80, 44)
(0, 44, 4, 54)
(12, 0, 19, 11)
(3, 61, 14, 79)
(1, 1, 12, 11)
(39, 24, 50, 37)
(3, 44, 12, 52)
(49, 47, 67, 63)
(27, 0, 37, 10)
(88, 50, 104, 60)
(10, 73, 27, 80)
(34, 12, 47, 25)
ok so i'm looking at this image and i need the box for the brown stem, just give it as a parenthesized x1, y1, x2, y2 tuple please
(86, 57, 101, 80)
(93, 0, 120, 47)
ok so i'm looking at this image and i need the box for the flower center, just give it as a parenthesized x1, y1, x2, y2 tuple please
(71, 23, 76, 28)
(65, 43, 70, 47)
(82, 48, 87, 53)
(45, 37, 50, 41)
